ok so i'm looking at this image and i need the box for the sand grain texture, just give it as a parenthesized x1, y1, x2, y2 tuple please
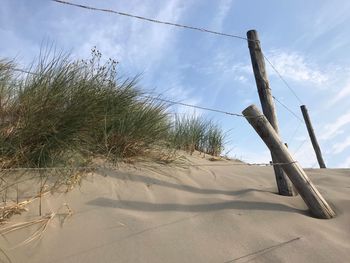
(1, 154, 349, 263)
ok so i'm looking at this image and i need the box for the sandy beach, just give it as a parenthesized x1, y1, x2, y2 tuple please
(1, 153, 349, 263)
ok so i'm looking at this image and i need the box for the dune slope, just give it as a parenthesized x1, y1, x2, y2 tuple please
(1, 154, 349, 263)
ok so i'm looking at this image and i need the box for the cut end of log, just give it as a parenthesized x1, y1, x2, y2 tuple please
(247, 29, 258, 39)
(242, 104, 260, 118)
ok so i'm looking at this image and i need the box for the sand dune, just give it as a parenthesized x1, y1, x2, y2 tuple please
(1, 153, 349, 263)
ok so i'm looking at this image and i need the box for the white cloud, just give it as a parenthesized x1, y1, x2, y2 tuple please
(266, 50, 328, 85)
(320, 111, 350, 140)
(211, 49, 330, 88)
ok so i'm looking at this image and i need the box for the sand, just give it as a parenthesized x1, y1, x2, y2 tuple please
(1, 153, 349, 263)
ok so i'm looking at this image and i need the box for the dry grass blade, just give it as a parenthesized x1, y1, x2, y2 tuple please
(1, 213, 55, 249)
(1, 201, 74, 249)
(0, 214, 52, 236)
(0, 191, 49, 224)
(0, 202, 28, 224)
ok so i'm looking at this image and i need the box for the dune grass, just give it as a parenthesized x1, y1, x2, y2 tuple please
(170, 115, 224, 156)
(0, 49, 225, 168)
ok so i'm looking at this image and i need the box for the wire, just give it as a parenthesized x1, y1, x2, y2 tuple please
(6, 66, 250, 118)
(0, 161, 297, 172)
(272, 96, 303, 123)
(3, 2, 310, 168)
(52, 0, 250, 41)
(8, 67, 266, 119)
(141, 95, 246, 117)
(13, 1, 304, 123)
(182, 161, 297, 167)
(51, 1, 304, 112)
(5, 67, 250, 118)
(13, 68, 38, 75)
(0, 166, 96, 171)
(263, 54, 304, 105)
(14, 2, 304, 122)
(0, 66, 36, 75)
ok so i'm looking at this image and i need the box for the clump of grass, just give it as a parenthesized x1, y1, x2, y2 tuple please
(0, 48, 170, 167)
(0, 48, 227, 168)
(170, 115, 225, 156)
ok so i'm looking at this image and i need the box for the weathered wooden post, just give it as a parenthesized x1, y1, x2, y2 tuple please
(300, 105, 326, 168)
(243, 104, 335, 219)
(247, 29, 295, 196)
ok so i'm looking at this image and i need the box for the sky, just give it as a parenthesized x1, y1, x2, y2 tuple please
(1, 0, 350, 168)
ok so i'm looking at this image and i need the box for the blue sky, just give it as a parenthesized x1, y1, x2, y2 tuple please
(1, 0, 350, 168)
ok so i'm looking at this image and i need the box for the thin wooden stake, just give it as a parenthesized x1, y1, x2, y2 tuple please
(243, 104, 335, 219)
(247, 29, 294, 196)
(300, 105, 326, 168)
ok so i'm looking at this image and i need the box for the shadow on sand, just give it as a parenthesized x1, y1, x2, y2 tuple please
(91, 168, 306, 215)
(95, 168, 275, 196)
(87, 197, 304, 214)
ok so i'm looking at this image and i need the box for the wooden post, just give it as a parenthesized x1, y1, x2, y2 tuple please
(300, 105, 326, 168)
(247, 29, 295, 196)
(243, 105, 335, 219)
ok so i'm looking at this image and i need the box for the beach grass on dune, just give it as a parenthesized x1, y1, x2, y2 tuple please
(170, 115, 224, 156)
(0, 49, 226, 168)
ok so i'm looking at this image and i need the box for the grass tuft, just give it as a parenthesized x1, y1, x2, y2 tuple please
(170, 115, 225, 156)
(0, 48, 226, 168)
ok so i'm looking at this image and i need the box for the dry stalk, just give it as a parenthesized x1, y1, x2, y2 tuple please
(0, 191, 49, 224)
(1, 212, 54, 249)
(0, 203, 73, 249)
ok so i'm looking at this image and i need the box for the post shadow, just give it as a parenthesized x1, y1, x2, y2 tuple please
(87, 197, 306, 215)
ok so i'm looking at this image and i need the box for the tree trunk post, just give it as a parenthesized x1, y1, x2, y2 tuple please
(243, 105, 335, 219)
(300, 105, 326, 168)
(247, 29, 295, 196)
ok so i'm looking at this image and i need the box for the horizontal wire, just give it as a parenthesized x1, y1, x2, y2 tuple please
(4, 75, 247, 119)
(5, 68, 273, 120)
(9, 67, 302, 122)
(12, 68, 36, 75)
(182, 161, 297, 167)
(3, 67, 250, 118)
(7, 66, 302, 123)
(7, 68, 232, 117)
(0, 161, 297, 172)
(0, 166, 96, 172)
(51, 0, 250, 41)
